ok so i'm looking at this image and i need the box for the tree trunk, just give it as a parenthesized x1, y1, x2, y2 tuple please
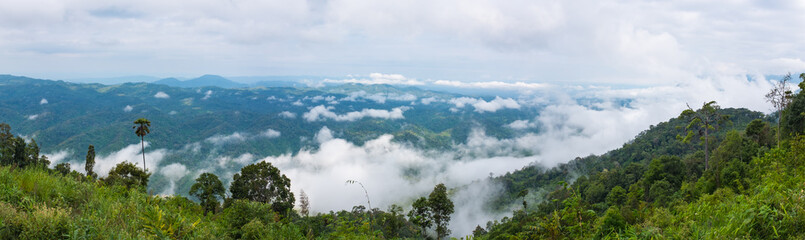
(704, 128, 709, 170)
(141, 136, 146, 171)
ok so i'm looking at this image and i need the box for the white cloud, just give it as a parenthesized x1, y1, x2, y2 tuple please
(434, 80, 549, 90)
(257, 133, 533, 236)
(44, 150, 72, 167)
(159, 163, 190, 195)
(39, 98, 48, 104)
(420, 97, 440, 105)
(160, 163, 189, 181)
(0, 0, 803, 87)
(292, 100, 304, 106)
(201, 90, 213, 100)
(205, 132, 247, 145)
(303, 105, 409, 122)
(315, 126, 333, 144)
(279, 111, 297, 118)
(57, 142, 167, 176)
(217, 153, 256, 168)
(449, 96, 520, 113)
(26, 114, 39, 120)
(123, 105, 133, 112)
(260, 129, 281, 138)
(206, 129, 281, 145)
(506, 120, 536, 129)
(154, 91, 170, 99)
(324, 73, 425, 85)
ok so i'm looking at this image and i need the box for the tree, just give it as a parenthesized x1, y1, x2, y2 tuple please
(229, 161, 295, 214)
(190, 172, 226, 216)
(407, 197, 431, 237)
(679, 101, 729, 170)
(55, 162, 72, 175)
(104, 161, 150, 190)
(798, 72, 805, 90)
(605, 186, 627, 206)
(428, 183, 454, 239)
(85, 145, 96, 178)
(517, 189, 529, 210)
(299, 189, 310, 217)
(765, 73, 793, 145)
(745, 119, 773, 147)
(133, 118, 151, 171)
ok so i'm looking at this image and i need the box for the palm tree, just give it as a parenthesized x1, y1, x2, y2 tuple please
(133, 118, 151, 171)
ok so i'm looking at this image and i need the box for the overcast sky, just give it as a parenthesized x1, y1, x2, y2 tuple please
(0, 0, 804, 85)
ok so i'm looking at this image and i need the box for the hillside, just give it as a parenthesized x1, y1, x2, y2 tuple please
(3, 100, 805, 239)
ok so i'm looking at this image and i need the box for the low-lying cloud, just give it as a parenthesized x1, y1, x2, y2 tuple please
(302, 105, 409, 122)
(324, 73, 425, 86)
(338, 90, 418, 104)
(154, 91, 170, 99)
(450, 96, 520, 113)
(279, 111, 297, 118)
(205, 129, 282, 145)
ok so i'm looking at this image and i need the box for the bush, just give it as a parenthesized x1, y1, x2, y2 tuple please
(222, 199, 276, 238)
(18, 205, 70, 239)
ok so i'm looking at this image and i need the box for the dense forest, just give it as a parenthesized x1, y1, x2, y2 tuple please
(2, 74, 805, 239)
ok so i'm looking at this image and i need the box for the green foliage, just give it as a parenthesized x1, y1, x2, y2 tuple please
(745, 119, 774, 147)
(85, 145, 96, 179)
(189, 172, 225, 216)
(783, 87, 805, 137)
(103, 161, 151, 190)
(55, 162, 71, 176)
(679, 101, 730, 170)
(230, 161, 295, 214)
(408, 197, 431, 236)
(221, 199, 277, 238)
(605, 186, 626, 207)
(241, 219, 305, 240)
(596, 206, 626, 236)
(429, 183, 455, 239)
(139, 204, 200, 239)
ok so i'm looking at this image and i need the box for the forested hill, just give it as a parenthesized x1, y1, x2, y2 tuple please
(473, 89, 805, 239)
(490, 107, 769, 209)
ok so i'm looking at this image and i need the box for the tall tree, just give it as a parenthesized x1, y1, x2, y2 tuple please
(85, 145, 96, 178)
(679, 101, 729, 170)
(229, 161, 295, 214)
(133, 118, 151, 171)
(407, 197, 431, 237)
(428, 183, 454, 239)
(298, 189, 310, 217)
(765, 73, 793, 145)
(190, 172, 226, 216)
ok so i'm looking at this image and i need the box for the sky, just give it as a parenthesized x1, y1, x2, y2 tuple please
(1, 0, 804, 85)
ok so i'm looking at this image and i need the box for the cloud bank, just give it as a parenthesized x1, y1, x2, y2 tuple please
(450, 96, 521, 113)
(324, 73, 425, 86)
(302, 105, 409, 122)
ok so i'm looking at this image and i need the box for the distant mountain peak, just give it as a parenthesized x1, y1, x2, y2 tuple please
(154, 75, 246, 89)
